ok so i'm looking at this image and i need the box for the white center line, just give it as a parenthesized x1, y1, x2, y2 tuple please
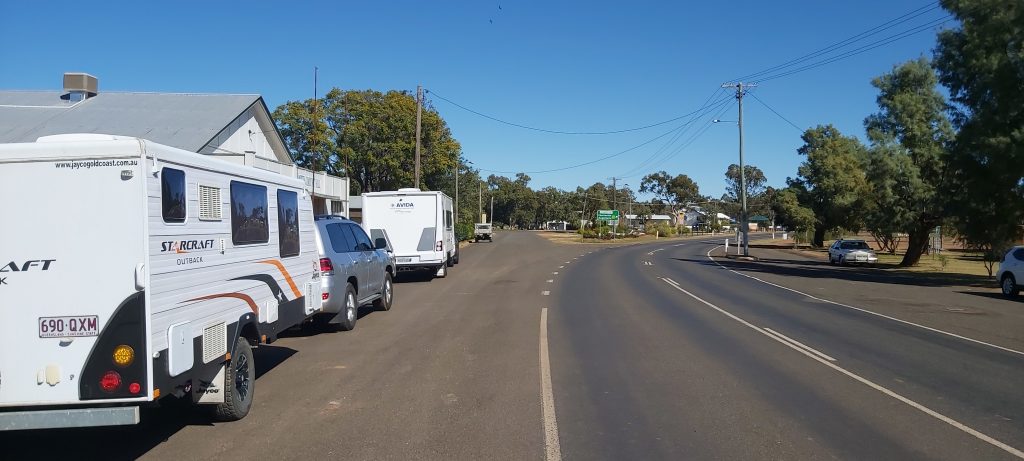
(539, 308, 562, 461)
(659, 276, 1024, 459)
(542, 291, 551, 296)
(558, 266, 564, 269)
(552, 272, 559, 275)
(763, 327, 836, 362)
(547, 279, 554, 283)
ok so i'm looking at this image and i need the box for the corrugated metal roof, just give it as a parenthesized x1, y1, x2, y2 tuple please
(0, 91, 262, 151)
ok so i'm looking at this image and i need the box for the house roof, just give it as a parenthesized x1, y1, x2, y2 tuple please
(0, 91, 289, 160)
(625, 214, 672, 220)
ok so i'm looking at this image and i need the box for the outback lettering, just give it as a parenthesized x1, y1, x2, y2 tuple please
(0, 277, 7, 285)
(177, 256, 204, 265)
(0, 259, 56, 272)
(161, 239, 216, 253)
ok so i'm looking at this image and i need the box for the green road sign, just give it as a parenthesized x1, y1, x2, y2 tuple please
(596, 210, 620, 221)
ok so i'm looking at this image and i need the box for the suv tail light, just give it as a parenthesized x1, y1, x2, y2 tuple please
(435, 241, 443, 251)
(319, 258, 335, 275)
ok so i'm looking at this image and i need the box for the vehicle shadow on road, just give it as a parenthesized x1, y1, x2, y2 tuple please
(710, 256, 994, 288)
(956, 291, 1024, 303)
(278, 307, 380, 338)
(395, 270, 437, 284)
(0, 345, 297, 460)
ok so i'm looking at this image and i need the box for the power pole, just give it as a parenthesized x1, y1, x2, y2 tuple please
(414, 85, 423, 189)
(608, 177, 621, 239)
(454, 160, 459, 225)
(722, 82, 756, 256)
(479, 182, 483, 222)
(489, 196, 494, 225)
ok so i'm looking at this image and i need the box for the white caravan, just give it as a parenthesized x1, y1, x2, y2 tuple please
(0, 135, 322, 430)
(360, 189, 457, 277)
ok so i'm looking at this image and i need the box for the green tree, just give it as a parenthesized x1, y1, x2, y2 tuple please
(773, 188, 816, 242)
(724, 164, 768, 204)
(639, 171, 701, 214)
(788, 125, 870, 247)
(863, 58, 954, 266)
(934, 0, 1024, 263)
(273, 88, 461, 194)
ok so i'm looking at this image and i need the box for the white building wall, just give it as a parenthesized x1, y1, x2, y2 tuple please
(204, 107, 276, 160)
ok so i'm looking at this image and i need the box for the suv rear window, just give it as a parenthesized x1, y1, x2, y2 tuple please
(325, 223, 357, 253)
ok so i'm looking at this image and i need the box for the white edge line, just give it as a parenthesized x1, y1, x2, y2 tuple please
(763, 327, 836, 362)
(658, 277, 1024, 459)
(704, 246, 1024, 358)
(540, 308, 562, 461)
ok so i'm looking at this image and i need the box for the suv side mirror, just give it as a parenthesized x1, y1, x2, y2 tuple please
(374, 238, 388, 250)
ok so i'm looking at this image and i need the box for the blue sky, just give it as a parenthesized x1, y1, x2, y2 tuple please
(0, 0, 951, 199)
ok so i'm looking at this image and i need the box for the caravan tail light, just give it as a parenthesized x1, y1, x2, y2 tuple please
(128, 382, 141, 394)
(100, 371, 122, 393)
(319, 258, 335, 275)
(436, 241, 443, 251)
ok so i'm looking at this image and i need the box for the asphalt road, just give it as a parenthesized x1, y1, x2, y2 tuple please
(3, 232, 1023, 460)
(551, 237, 1024, 460)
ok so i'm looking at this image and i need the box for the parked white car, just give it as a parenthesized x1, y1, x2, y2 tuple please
(996, 245, 1024, 298)
(828, 239, 879, 266)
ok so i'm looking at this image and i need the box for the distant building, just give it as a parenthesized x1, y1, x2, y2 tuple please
(0, 72, 348, 215)
(545, 220, 570, 231)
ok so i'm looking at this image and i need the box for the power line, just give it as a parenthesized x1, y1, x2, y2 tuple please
(626, 96, 737, 179)
(756, 16, 953, 82)
(732, 2, 943, 82)
(475, 93, 735, 174)
(618, 90, 732, 177)
(747, 92, 803, 133)
(426, 88, 724, 135)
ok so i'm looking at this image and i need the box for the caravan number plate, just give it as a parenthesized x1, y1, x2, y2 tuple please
(38, 316, 99, 338)
(397, 257, 413, 263)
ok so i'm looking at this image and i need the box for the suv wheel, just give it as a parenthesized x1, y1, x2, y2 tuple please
(1002, 274, 1019, 298)
(337, 284, 358, 331)
(373, 273, 394, 311)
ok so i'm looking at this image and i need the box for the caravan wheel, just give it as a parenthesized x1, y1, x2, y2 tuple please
(214, 336, 255, 421)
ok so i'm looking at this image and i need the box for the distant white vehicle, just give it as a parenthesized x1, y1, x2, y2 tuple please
(360, 189, 457, 278)
(997, 245, 1023, 298)
(0, 135, 322, 430)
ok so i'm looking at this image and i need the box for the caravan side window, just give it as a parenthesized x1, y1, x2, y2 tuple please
(230, 181, 269, 245)
(161, 168, 186, 223)
(445, 210, 453, 230)
(277, 189, 300, 257)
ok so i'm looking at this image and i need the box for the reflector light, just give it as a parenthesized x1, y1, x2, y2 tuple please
(435, 241, 443, 251)
(112, 345, 135, 367)
(128, 382, 141, 394)
(322, 292, 329, 300)
(100, 371, 122, 393)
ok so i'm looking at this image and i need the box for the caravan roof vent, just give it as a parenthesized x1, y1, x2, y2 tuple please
(397, 188, 422, 192)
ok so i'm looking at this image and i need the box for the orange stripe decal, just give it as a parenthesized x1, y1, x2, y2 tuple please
(185, 293, 259, 314)
(258, 259, 302, 299)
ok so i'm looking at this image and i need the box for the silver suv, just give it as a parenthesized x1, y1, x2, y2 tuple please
(313, 216, 395, 331)
(828, 239, 879, 266)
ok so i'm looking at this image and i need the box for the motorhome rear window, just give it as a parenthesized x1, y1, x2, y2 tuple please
(277, 189, 300, 257)
(161, 168, 186, 223)
(230, 181, 269, 245)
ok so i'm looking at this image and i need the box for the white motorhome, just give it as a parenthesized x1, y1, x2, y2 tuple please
(0, 135, 323, 430)
(360, 189, 457, 278)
